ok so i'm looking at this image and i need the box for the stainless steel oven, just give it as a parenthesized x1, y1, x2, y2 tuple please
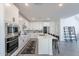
(5, 36, 18, 56)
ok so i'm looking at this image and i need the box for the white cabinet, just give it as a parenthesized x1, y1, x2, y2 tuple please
(19, 34, 30, 49)
(38, 35, 53, 55)
(38, 36, 49, 54)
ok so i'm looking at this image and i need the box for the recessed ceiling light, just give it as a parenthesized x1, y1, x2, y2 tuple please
(25, 3, 29, 6)
(5, 3, 11, 7)
(58, 3, 63, 7)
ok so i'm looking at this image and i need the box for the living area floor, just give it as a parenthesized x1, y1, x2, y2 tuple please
(54, 40, 79, 56)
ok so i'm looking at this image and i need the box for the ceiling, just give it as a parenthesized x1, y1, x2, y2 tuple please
(14, 3, 79, 22)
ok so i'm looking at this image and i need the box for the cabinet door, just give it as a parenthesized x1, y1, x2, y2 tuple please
(38, 36, 49, 55)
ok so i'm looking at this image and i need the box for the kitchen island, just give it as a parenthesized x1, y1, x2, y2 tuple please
(38, 34, 57, 55)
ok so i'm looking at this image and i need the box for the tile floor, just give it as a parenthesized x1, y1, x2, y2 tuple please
(54, 40, 79, 56)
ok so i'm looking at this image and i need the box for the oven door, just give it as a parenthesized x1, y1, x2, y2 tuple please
(6, 38, 18, 54)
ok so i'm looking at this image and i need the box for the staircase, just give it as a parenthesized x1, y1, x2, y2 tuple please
(64, 26, 77, 42)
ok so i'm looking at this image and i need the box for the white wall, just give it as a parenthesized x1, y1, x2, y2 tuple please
(19, 15, 30, 31)
(4, 4, 19, 25)
(60, 14, 79, 41)
(0, 4, 5, 56)
(55, 19, 60, 35)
